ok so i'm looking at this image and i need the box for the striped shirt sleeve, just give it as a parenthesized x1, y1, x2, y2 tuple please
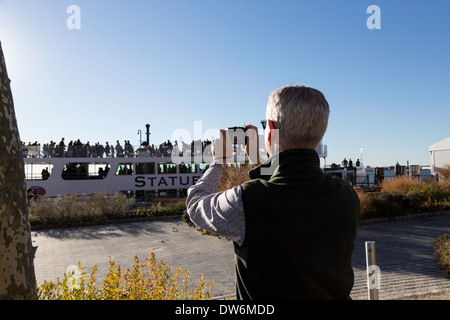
(186, 166, 246, 246)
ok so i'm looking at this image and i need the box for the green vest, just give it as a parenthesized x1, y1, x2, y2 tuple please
(235, 149, 360, 299)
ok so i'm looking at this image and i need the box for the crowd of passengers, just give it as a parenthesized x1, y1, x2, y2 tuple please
(22, 138, 213, 159)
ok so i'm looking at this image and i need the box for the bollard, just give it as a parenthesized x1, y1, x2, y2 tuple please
(365, 241, 380, 300)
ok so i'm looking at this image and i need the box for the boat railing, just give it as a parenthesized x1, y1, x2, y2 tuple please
(21, 145, 192, 159)
(21, 144, 251, 165)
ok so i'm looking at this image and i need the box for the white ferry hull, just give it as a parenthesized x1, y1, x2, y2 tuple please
(24, 157, 205, 199)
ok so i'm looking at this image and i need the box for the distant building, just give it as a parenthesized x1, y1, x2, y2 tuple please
(429, 137, 450, 176)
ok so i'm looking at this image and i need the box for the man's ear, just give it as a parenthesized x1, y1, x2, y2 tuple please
(267, 120, 276, 143)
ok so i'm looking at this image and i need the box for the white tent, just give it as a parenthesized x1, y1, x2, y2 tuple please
(429, 137, 450, 176)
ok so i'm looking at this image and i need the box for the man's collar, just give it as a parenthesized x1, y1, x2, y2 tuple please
(248, 149, 320, 180)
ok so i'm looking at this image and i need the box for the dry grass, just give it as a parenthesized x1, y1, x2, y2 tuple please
(438, 164, 450, 180)
(218, 164, 253, 192)
(355, 188, 373, 218)
(29, 193, 134, 218)
(380, 175, 425, 193)
(356, 172, 450, 218)
(29, 193, 188, 229)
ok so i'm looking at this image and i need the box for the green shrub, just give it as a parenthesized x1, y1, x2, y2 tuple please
(381, 175, 425, 193)
(362, 191, 432, 219)
(367, 192, 407, 218)
(409, 181, 450, 209)
(431, 234, 450, 278)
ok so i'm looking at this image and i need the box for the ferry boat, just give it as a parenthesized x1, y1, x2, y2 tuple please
(23, 126, 363, 201)
(22, 125, 213, 202)
(23, 155, 208, 202)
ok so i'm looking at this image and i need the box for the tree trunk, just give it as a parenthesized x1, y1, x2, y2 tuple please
(0, 41, 37, 299)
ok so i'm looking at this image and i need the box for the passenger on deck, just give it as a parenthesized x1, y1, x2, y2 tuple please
(67, 140, 74, 157)
(23, 137, 216, 159)
(116, 140, 124, 157)
(342, 158, 348, 168)
(105, 142, 110, 157)
(49, 141, 55, 157)
(58, 138, 65, 157)
(42, 143, 49, 158)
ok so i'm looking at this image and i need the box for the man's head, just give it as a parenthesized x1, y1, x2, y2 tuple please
(264, 85, 329, 154)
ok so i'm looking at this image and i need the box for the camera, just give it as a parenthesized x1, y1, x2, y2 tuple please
(228, 126, 249, 145)
(228, 126, 248, 132)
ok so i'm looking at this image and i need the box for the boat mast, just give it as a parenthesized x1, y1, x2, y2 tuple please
(146, 124, 151, 146)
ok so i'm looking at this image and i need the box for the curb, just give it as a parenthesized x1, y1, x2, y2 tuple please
(31, 210, 450, 230)
(358, 210, 450, 226)
(30, 214, 184, 231)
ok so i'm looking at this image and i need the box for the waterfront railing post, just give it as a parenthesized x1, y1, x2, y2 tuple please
(365, 241, 380, 300)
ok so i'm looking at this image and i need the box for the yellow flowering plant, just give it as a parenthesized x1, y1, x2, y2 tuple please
(37, 252, 214, 300)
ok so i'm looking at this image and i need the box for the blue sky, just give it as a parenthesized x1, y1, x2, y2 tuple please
(0, 0, 449, 166)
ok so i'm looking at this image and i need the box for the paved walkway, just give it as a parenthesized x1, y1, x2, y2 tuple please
(31, 214, 450, 300)
(351, 213, 450, 300)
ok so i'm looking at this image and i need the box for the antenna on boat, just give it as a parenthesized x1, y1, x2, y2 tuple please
(360, 147, 363, 165)
(146, 124, 151, 145)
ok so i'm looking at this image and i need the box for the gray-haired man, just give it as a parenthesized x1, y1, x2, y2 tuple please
(186, 85, 360, 300)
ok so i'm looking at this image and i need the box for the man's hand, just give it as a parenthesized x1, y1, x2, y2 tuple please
(244, 125, 261, 165)
(211, 129, 233, 164)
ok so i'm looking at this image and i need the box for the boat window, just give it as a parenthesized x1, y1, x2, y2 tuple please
(135, 190, 156, 202)
(179, 189, 188, 197)
(179, 163, 197, 174)
(157, 189, 178, 198)
(116, 163, 134, 175)
(136, 162, 155, 174)
(24, 163, 53, 180)
(62, 162, 110, 180)
(157, 162, 177, 174)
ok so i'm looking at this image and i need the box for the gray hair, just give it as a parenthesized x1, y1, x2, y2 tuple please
(266, 84, 329, 148)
